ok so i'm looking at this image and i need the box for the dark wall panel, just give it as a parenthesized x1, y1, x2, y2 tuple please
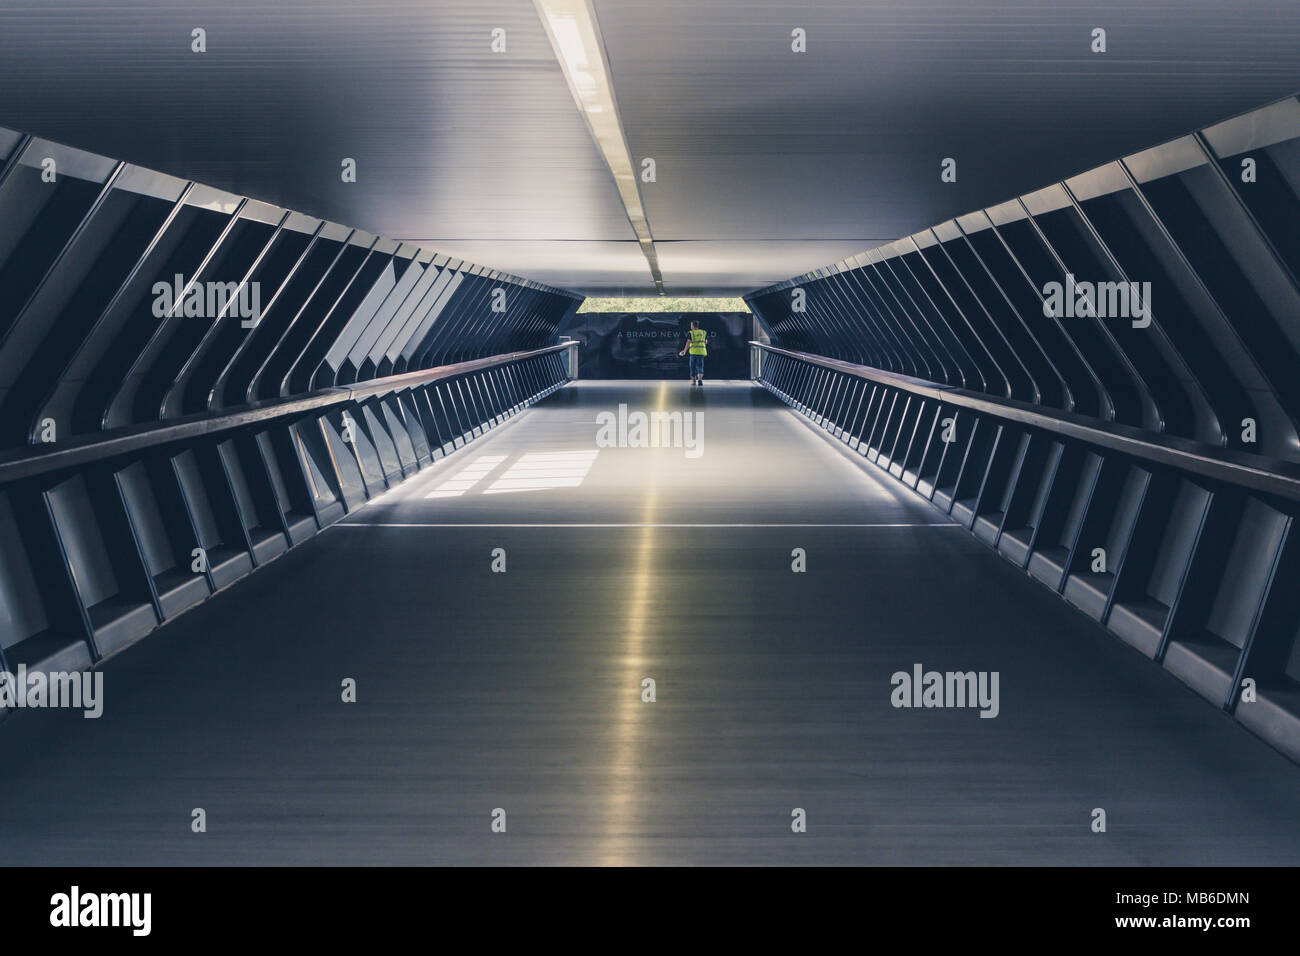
(560, 311, 753, 379)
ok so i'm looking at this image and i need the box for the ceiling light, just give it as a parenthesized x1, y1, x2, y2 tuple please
(533, 0, 664, 293)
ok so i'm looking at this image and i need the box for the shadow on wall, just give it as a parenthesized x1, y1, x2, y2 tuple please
(558, 312, 755, 379)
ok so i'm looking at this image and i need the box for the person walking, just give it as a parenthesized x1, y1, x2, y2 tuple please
(679, 319, 707, 386)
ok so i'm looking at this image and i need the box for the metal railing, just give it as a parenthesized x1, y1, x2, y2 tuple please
(0, 342, 578, 487)
(753, 340, 1300, 764)
(753, 342, 1300, 504)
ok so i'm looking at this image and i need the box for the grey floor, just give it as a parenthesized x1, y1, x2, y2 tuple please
(4, 380, 1300, 865)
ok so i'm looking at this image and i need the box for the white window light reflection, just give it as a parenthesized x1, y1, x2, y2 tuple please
(484, 450, 599, 494)
(424, 455, 508, 498)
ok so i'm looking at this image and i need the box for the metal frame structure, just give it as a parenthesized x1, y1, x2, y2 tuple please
(0, 124, 581, 690)
(748, 94, 1300, 462)
(755, 341, 1300, 763)
(0, 340, 574, 678)
(747, 92, 1300, 765)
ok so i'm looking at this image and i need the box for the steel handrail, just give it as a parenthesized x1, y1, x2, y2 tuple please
(753, 341, 1300, 503)
(0, 343, 574, 485)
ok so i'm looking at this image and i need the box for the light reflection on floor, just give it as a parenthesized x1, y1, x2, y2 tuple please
(483, 449, 600, 494)
(423, 454, 508, 498)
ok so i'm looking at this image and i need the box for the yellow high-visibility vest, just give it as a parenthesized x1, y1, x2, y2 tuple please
(688, 328, 707, 356)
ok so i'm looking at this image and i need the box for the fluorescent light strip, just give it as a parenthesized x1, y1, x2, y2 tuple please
(533, 0, 664, 293)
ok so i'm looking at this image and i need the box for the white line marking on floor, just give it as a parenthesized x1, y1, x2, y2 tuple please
(336, 522, 961, 529)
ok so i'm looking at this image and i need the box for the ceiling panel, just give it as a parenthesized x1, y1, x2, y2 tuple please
(653, 240, 896, 296)
(420, 239, 651, 293)
(0, 0, 1298, 297)
(0, 0, 635, 245)
(596, 0, 1300, 291)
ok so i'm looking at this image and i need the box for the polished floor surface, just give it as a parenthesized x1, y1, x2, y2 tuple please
(4, 380, 1300, 865)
